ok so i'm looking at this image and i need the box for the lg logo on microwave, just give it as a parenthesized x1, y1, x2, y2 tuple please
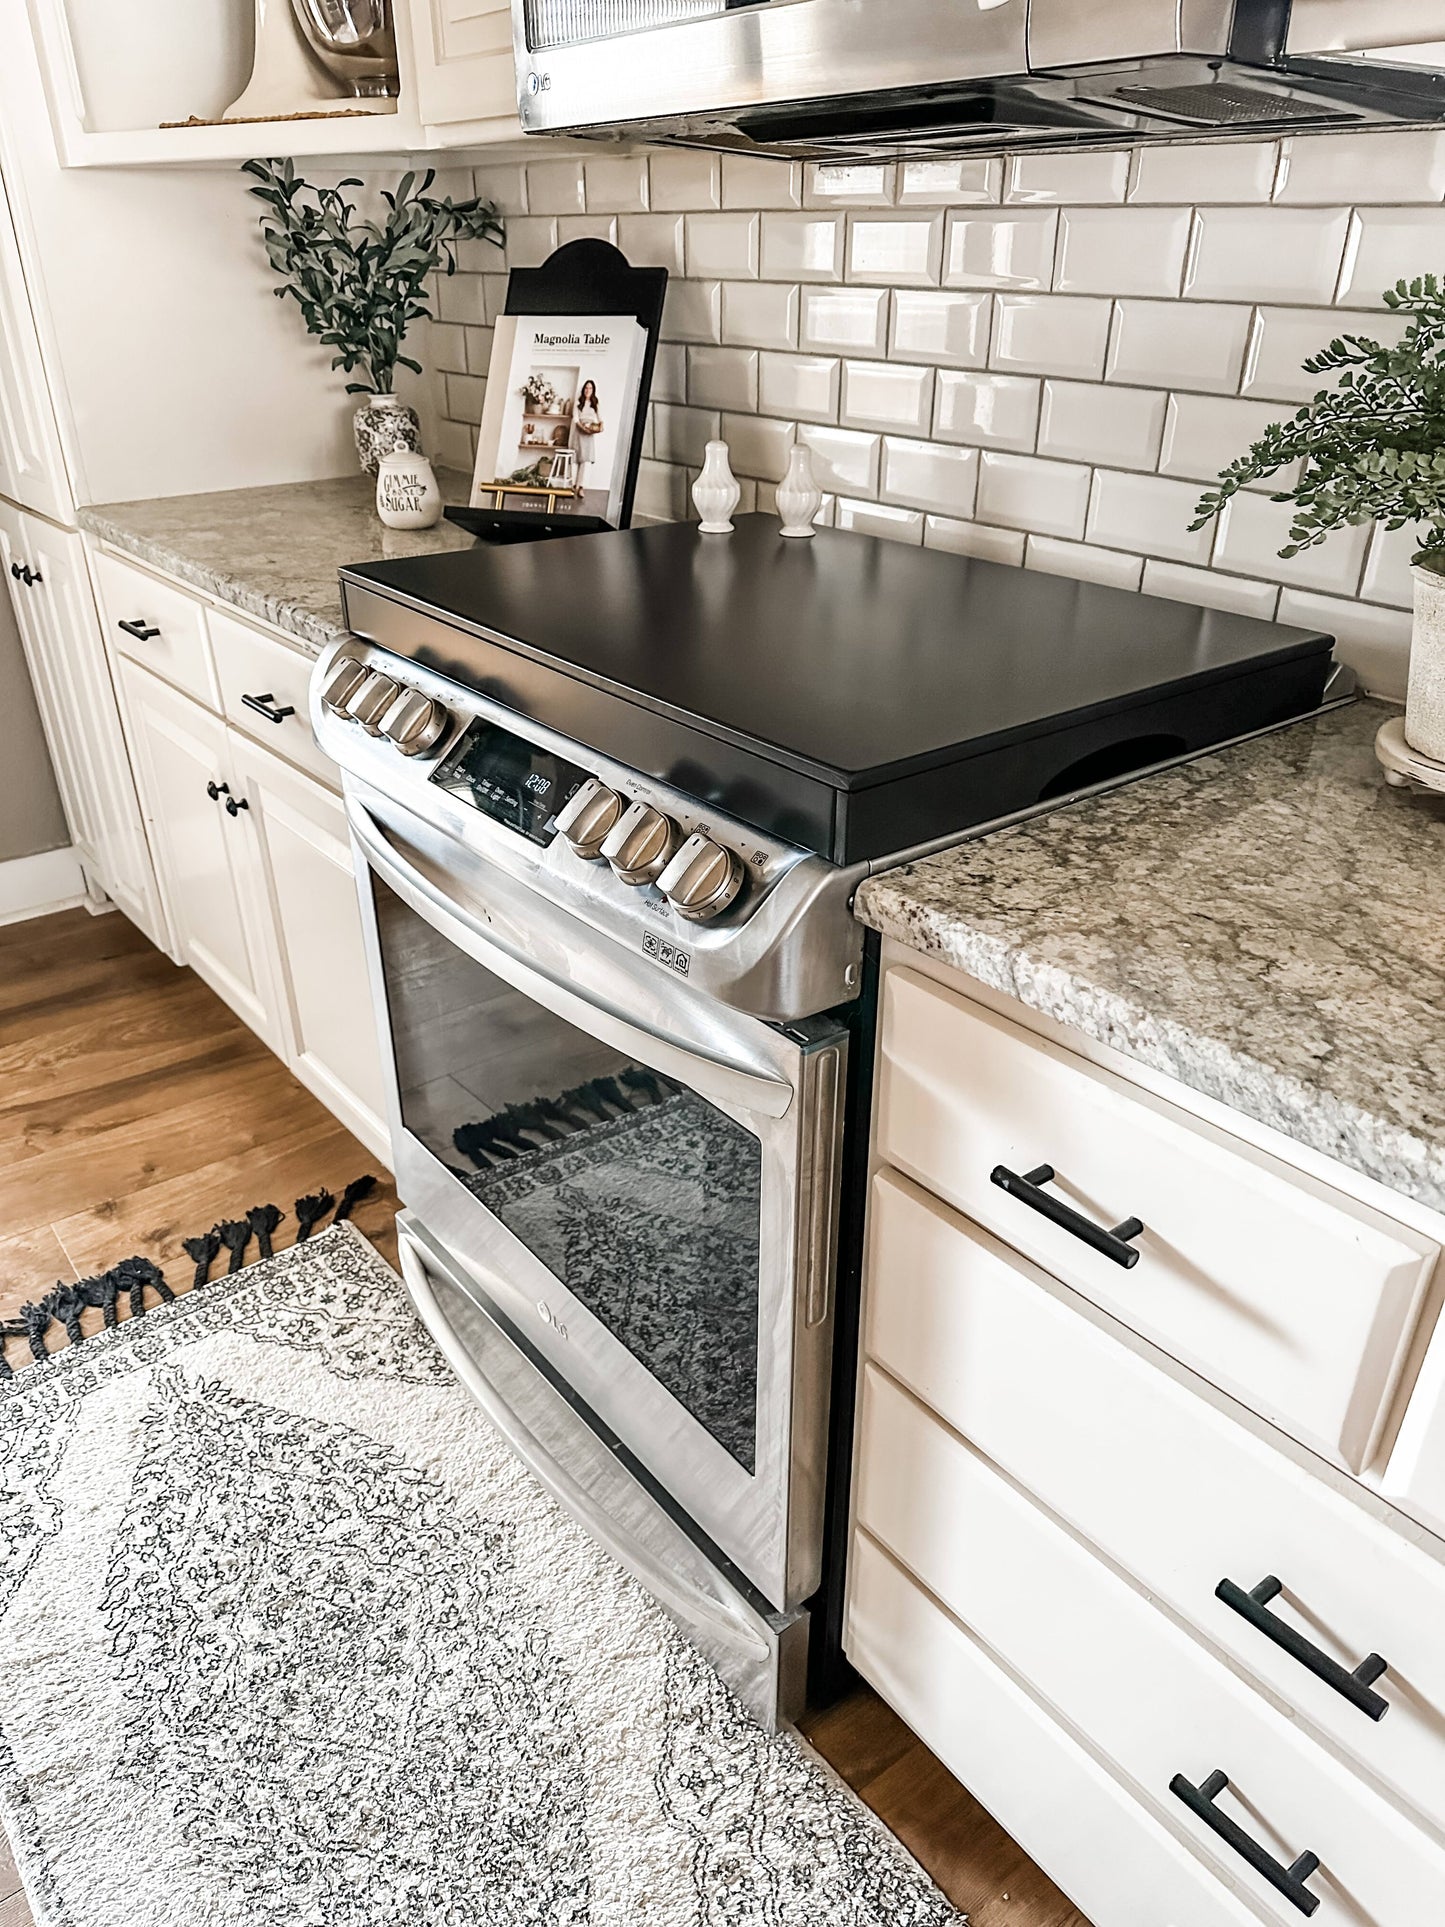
(537, 1299, 569, 1341)
(526, 71, 552, 95)
(643, 932, 691, 976)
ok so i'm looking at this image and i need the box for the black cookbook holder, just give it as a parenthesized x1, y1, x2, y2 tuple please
(445, 238, 667, 547)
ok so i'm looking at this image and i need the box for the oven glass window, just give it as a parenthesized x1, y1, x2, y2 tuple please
(372, 879, 762, 1472)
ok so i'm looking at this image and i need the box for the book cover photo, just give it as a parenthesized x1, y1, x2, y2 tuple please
(472, 314, 646, 526)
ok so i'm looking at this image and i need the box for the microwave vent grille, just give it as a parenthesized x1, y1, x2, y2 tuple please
(1092, 80, 1361, 128)
(524, 0, 726, 52)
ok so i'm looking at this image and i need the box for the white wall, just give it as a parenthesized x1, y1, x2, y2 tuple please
(427, 137, 1445, 700)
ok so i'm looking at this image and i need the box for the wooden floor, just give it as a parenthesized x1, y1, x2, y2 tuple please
(0, 907, 1086, 1926)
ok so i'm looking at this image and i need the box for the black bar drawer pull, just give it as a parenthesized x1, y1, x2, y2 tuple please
(990, 1163, 1143, 1268)
(118, 618, 161, 642)
(1170, 1770, 1321, 1916)
(1217, 1575, 1389, 1721)
(241, 691, 296, 724)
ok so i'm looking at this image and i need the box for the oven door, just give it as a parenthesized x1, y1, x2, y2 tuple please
(347, 787, 846, 1612)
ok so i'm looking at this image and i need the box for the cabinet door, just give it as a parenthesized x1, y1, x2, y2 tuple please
(409, 0, 520, 127)
(4, 509, 166, 943)
(1383, 1314, 1445, 1539)
(119, 659, 280, 1045)
(0, 168, 71, 521)
(231, 734, 390, 1163)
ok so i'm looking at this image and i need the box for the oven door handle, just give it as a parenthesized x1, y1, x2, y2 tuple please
(348, 795, 795, 1119)
(398, 1231, 773, 1664)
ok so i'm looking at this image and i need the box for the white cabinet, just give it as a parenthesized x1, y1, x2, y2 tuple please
(0, 167, 70, 520)
(118, 658, 281, 1048)
(409, 0, 520, 127)
(0, 503, 163, 941)
(1383, 1313, 1445, 1538)
(230, 735, 389, 1161)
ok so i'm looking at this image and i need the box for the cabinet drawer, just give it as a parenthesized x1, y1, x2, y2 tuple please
(210, 609, 334, 788)
(847, 1532, 1262, 1927)
(865, 1169, 1445, 1835)
(854, 1361, 1445, 1927)
(92, 549, 216, 708)
(877, 967, 1438, 1472)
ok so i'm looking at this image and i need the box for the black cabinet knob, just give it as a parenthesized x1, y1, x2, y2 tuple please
(224, 795, 249, 816)
(206, 780, 229, 802)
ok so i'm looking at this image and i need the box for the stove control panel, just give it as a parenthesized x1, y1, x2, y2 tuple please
(554, 778, 624, 860)
(657, 834, 744, 923)
(600, 799, 679, 887)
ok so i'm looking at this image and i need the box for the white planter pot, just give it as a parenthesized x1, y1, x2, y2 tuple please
(692, 441, 741, 535)
(1406, 562, 1445, 764)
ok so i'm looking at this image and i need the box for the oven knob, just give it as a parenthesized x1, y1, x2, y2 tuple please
(600, 800, 679, 886)
(657, 834, 744, 922)
(345, 671, 402, 735)
(380, 688, 449, 757)
(554, 777, 624, 860)
(321, 657, 371, 715)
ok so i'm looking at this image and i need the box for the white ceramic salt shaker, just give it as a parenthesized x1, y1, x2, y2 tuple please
(692, 440, 741, 534)
(776, 444, 822, 538)
(376, 450, 443, 530)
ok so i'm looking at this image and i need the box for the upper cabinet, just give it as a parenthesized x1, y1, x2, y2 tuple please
(409, 0, 518, 128)
(22, 0, 521, 168)
(0, 168, 70, 520)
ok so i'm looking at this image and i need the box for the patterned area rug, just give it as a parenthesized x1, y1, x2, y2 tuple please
(0, 1223, 960, 1926)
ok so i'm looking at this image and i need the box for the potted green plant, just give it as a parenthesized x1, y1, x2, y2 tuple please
(1193, 277, 1445, 776)
(243, 158, 504, 472)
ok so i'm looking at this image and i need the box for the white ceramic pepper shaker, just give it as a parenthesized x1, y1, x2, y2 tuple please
(776, 444, 822, 538)
(692, 440, 741, 534)
(376, 450, 443, 530)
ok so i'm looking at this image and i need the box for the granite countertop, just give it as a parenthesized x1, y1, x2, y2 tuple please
(857, 699, 1445, 1216)
(78, 472, 476, 656)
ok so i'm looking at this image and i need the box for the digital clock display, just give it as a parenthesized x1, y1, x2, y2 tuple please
(430, 721, 588, 846)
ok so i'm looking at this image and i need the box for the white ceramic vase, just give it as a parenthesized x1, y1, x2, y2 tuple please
(1406, 562, 1445, 765)
(224, 0, 337, 120)
(376, 451, 443, 530)
(692, 441, 741, 535)
(776, 444, 822, 538)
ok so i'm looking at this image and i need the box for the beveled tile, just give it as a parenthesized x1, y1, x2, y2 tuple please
(1086, 470, 1213, 565)
(722, 281, 800, 351)
(759, 351, 841, 423)
(760, 212, 844, 284)
(801, 289, 890, 358)
(881, 438, 980, 519)
(890, 290, 991, 369)
(933, 370, 1040, 452)
(1026, 536, 1143, 592)
(976, 452, 1091, 539)
(842, 360, 934, 435)
(847, 212, 944, 287)
(944, 209, 1057, 291)
(925, 516, 1026, 564)
(991, 294, 1112, 380)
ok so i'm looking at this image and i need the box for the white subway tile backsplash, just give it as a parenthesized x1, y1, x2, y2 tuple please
(1142, 560, 1281, 620)
(890, 290, 991, 367)
(1087, 470, 1213, 564)
(1128, 142, 1279, 205)
(686, 212, 760, 279)
(847, 213, 944, 287)
(463, 327, 494, 377)
(430, 321, 467, 371)
(524, 160, 585, 217)
(898, 159, 1001, 207)
(558, 215, 618, 246)
(1361, 520, 1427, 609)
(801, 289, 890, 358)
(444, 372, 486, 424)
(1026, 537, 1143, 592)
(1241, 304, 1410, 403)
(1215, 494, 1370, 595)
(934, 370, 1040, 451)
(722, 155, 802, 210)
(434, 418, 475, 471)
(1038, 380, 1165, 470)
(1158, 394, 1292, 486)
(653, 342, 687, 404)
(944, 209, 1057, 290)
(584, 155, 650, 213)
(835, 499, 925, 544)
(649, 151, 721, 212)
(1185, 207, 1352, 305)
(992, 294, 1113, 380)
(663, 279, 722, 344)
(881, 437, 980, 517)
(618, 213, 686, 275)
(503, 216, 559, 269)
(1107, 300, 1252, 392)
(722, 413, 796, 482)
(472, 164, 528, 217)
(842, 360, 934, 434)
(436, 274, 488, 327)
(722, 282, 800, 350)
(759, 352, 840, 423)
(1276, 131, 1445, 206)
(977, 452, 1091, 539)
(652, 403, 720, 468)
(925, 517, 1026, 564)
(760, 213, 843, 283)
(1057, 208, 1192, 298)
(806, 163, 896, 208)
(688, 346, 759, 413)
(1007, 151, 1130, 206)
(1338, 207, 1445, 304)
(1276, 591, 1411, 698)
(799, 426, 882, 496)
(635, 458, 690, 524)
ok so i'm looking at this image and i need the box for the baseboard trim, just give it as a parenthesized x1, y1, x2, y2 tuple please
(0, 846, 87, 927)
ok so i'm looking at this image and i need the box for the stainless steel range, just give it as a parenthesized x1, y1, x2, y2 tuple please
(312, 515, 1344, 1726)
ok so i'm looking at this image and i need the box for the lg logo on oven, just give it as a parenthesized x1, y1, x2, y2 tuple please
(642, 932, 691, 975)
(537, 1299, 569, 1341)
